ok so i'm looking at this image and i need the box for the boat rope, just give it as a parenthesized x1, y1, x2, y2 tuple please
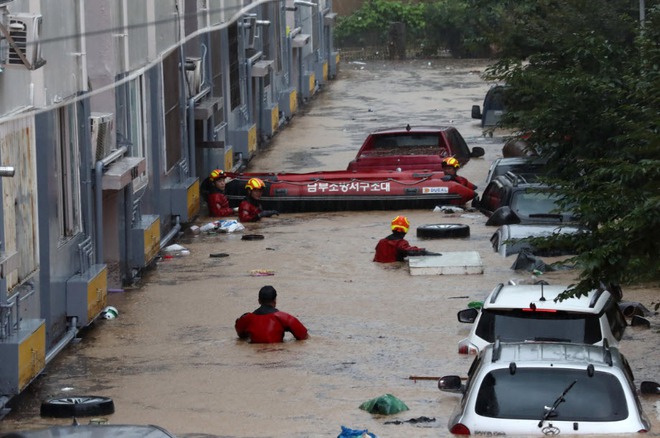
(225, 173, 439, 187)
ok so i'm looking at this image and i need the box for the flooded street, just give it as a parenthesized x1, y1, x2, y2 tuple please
(1, 59, 658, 437)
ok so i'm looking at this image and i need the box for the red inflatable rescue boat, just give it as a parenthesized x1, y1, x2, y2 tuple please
(224, 169, 476, 212)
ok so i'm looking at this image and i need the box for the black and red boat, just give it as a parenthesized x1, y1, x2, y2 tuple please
(224, 169, 477, 212)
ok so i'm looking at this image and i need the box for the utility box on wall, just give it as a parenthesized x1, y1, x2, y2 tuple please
(278, 88, 297, 120)
(261, 104, 279, 138)
(329, 52, 340, 79)
(168, 177, 200, 223)
(230, 124, 257, 160)
(66, 264, 108, 327)
(130, 214, 160, 269)
(0, 318, 46, 395)
(301, 72, 316, 100)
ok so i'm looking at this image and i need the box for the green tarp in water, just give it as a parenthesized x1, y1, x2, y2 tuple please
(359, 394, 409, 415)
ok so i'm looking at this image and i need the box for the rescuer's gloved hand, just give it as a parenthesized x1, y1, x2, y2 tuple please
(259, 210, 280, 218)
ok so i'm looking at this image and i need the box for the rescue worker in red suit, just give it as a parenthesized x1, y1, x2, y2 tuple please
(235, 285, 308, 343)
(374, 216, 427, 263)
(200, 169, 236, 217)
(441, 157, 478, 190)
(238, 177, 279, 222)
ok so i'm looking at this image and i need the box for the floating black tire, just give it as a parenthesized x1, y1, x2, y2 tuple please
(40, 396, 115, 418)
(416, 224, 470, 239)
(242, 234, 265, 241)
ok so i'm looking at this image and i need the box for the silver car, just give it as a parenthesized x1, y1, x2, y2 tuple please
(439, 341, 653, 435)
(457, 283, 626, 355)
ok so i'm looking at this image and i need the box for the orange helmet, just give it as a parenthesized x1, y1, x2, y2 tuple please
(245, 177, 266, 190)
(442, 157, 460, 169)
(391, 215, 410, 234)
(210, 169, 225, 180)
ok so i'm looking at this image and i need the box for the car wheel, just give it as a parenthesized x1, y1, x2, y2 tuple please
(40, 396, 115, 418)
(416, 224, 470, 239)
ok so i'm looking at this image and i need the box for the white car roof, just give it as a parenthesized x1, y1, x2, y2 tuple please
(483, 284, 611, 314)
(483, 341, 622, 368)
(500, 224, 584, 240)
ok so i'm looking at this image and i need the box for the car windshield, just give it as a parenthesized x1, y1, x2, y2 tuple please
(475, 309, 602, 344)
(475, 368, 628, 421)
(511, 190, 572, 219)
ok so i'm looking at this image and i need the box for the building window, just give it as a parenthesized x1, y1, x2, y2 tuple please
(162, 50, 182, 171)
(228, 22, 241, 110)
(56, 105, 82, 240)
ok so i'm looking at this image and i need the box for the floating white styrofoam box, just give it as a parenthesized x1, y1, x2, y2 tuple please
(408, 251, 483, 276)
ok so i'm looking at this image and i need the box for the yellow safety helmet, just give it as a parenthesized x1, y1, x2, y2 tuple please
(245, 177, 266, 190)
(391, 215, 410, 234)
(442, 157, 460, 169)
(210, 169, 225, 180)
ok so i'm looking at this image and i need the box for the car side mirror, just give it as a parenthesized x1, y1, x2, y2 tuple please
(640, 381, 660, 394)
(457, 308, 479, 323)
(470, 146, 485, 158)
(471, 195, 481, 209)
(486, 206, 521, 226)
(438, 375, 464, 393)
(471, 105, 482, 120)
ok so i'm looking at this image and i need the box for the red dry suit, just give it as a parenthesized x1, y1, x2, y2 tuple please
(373, 233, 426, 263)
(207, 192, 234, 217)
(443, 174, 478, 190)
(238, 197, 263, 222)
(235, 305, 308, 343)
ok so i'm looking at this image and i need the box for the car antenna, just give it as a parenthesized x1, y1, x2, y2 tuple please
(539, 283, 546, 301)
(406, 124, 411, 131)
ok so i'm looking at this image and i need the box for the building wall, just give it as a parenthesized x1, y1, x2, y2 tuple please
(0, 0, 337, 408)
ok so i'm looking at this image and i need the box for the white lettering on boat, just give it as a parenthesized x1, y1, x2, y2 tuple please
(306, 182, 391, 193)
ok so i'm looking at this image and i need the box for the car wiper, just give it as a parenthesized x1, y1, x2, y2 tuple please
(538, 379, 577, 427)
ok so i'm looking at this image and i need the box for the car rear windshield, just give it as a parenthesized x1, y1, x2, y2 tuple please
(362, 134, 443, 157)
(511, 190, 565, 217)
(476, 309, 602, 344)
(475, 368, 628, 421)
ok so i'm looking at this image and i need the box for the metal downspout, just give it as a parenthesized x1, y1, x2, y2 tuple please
(45, 317, 78, 364)
(187, 97, 196, 177)
(160, 215, 181, 249)
(94, 161, 104, 265)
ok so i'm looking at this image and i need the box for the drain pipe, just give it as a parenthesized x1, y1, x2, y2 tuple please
(45, 317, 78, 364)
(160, 215, 181, 249)
(94, 161, 104, 265)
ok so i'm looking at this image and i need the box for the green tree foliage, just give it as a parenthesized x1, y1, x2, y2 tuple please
(485, 1, 660, 298)
(423, 0, 492, 57)
(334, 0, 426, 48)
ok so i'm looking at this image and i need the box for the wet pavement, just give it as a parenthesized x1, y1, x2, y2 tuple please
(1, 59, 658, 437)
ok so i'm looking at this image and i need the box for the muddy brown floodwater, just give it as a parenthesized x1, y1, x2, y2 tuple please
(1, 59, 658, 438)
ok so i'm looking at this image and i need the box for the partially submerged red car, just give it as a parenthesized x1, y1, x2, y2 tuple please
(346, 124, 485, 172)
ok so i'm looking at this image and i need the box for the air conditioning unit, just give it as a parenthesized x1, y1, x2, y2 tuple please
(90, 113, 115, 162)
(2, 13, 45, 69)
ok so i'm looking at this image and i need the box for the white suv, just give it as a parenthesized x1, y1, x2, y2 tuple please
(439, 341, 652, 435)
(457, 283, 626, 354)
